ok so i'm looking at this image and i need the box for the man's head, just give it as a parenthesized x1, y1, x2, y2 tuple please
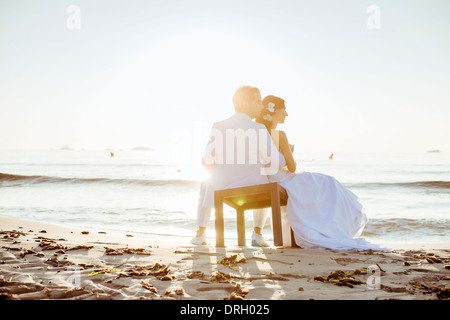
(232, 86, 263, 119)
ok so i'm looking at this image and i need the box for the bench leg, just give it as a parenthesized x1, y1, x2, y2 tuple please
(270, 189, 283, 247)
(214, 195, 225, 247)
(290, 227, 300, 248)
(236, 209, 245, 246)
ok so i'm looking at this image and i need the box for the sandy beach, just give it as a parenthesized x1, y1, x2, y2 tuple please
(1, 216, 449, 301)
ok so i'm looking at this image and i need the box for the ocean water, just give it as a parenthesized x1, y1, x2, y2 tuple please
(0, 149, 449, 245)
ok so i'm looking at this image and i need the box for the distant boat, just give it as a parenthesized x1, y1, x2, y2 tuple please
(132, 146, 152, 151)
(58, 145, 72, 151)
(427, 149, 440, 153)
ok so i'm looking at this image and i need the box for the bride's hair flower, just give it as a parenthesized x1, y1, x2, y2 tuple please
(266, 102, 275, 113)
(263, 114, 272, 121)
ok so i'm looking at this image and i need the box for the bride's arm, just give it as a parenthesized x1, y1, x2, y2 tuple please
(278, 130, 296, 172)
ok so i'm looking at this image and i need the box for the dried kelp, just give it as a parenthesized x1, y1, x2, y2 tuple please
(19, 248, 45, 258)
(66, 245, 94, 251)
(314, 269, 364, 288)
(89, 262, 174, 281)
(208, 270, 250, 283)
(187, 271, 205, 280)
(2, 246, 45, 259)
(216, 254, 247, 271)
(1, 231, 26, 240)
(425, 256, 443, 264)
(224, 283, 249, 300)
(88, 269, 124, 277)
(45, 257, 73, 267)
(39, 240, 67, 251)
(104, 247, 151, 256)
(140, 280, 158, 293)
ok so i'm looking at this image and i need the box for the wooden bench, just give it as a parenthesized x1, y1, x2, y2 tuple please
(214, 182, 297, 247)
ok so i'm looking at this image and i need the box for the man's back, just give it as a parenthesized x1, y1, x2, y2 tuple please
(201, 112, 278, 207)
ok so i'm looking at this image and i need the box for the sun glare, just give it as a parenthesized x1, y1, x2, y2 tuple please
(105, 29, 298, 111)
(86, 29, 301, 163)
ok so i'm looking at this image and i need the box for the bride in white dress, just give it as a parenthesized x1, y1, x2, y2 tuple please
(256, 95, 387, 251)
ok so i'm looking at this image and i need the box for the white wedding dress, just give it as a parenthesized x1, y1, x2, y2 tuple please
(269, 154, 388, 251)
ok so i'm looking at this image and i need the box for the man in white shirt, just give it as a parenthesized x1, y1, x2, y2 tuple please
(191, 86, 283, 246)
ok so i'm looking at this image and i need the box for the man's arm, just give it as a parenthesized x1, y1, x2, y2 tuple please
(201, 124, 221, 173)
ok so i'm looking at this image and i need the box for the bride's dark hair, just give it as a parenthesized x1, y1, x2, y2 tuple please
(255, 95, 286, 131)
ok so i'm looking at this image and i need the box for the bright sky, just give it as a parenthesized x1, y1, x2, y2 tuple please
(1, 0, 449, 157)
